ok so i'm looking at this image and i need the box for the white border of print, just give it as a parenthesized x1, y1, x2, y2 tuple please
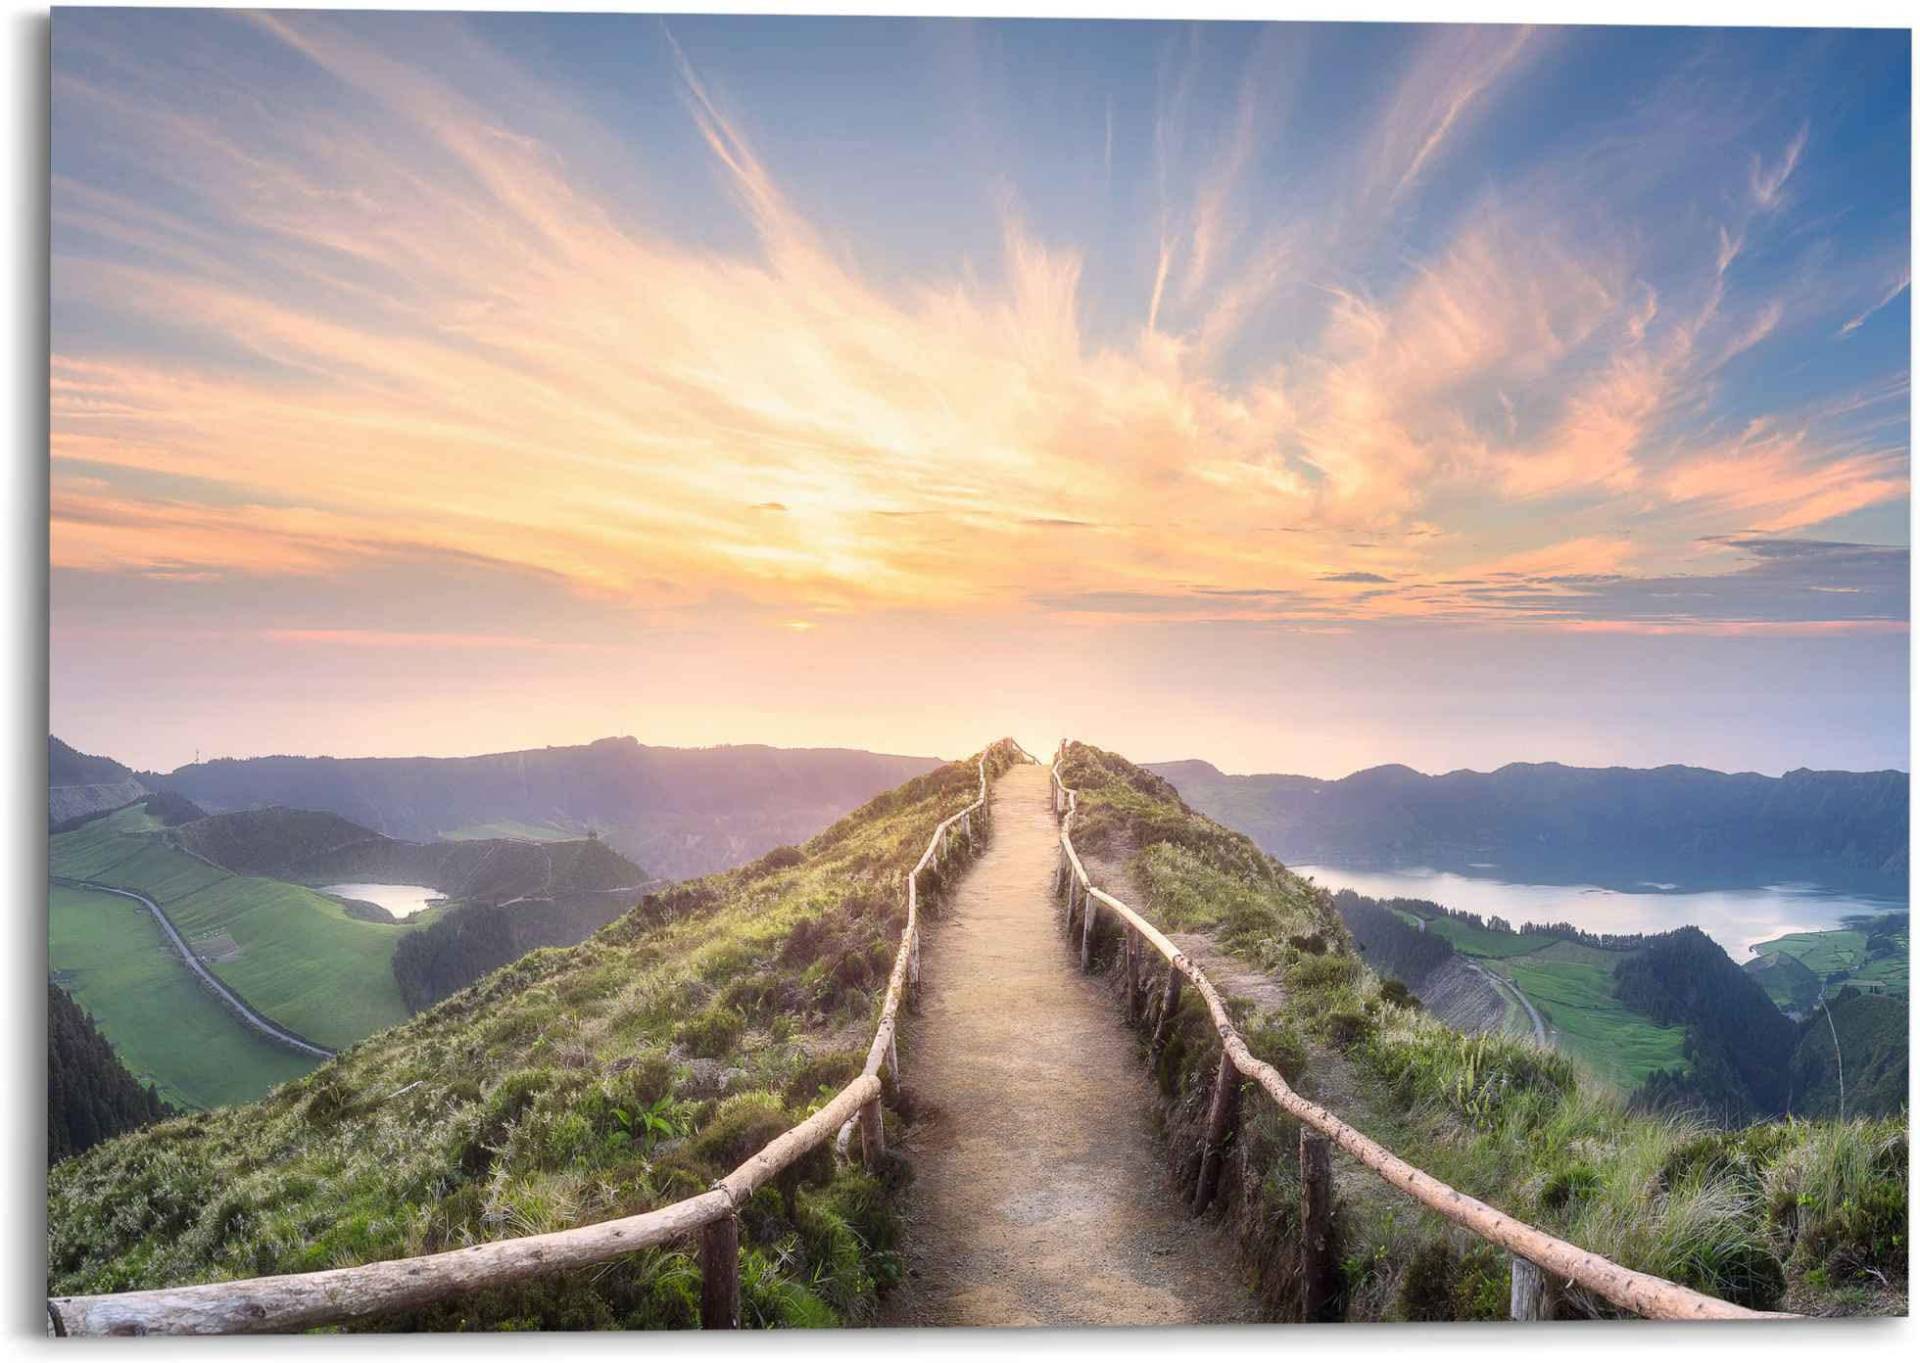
(3, 4, 1913, 1363)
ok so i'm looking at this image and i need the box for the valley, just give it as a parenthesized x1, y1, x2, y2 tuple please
(144, 736, 941, 880)
(45, 735, 946, 1112)
(50, 884, 316, 1110)
(44, 742, 1908, 1326)
(50, 802, 415, 1052)
(1151, 758, 1907, 1114)
(1154, 758, 1910, 897)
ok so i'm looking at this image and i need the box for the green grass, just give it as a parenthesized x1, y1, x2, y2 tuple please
(1059, 740, 1907, 1319)
(51, 806, 416, 1050)
(1496, 958, 1687, 1088)
(1413, 911, 1559, 958)
(1746, 951, 1824, 1014)
(48, 743, 1022, 1330)
(443, 819, 581, 843)
(1755, 928, 1867, 979)
(49, 885, 316, 1111)
(1394, 903, 1687, 1088)
(1752, 919, 1909, 1002)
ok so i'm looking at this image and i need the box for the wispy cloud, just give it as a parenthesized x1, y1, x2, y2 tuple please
(48, 13, 1908, 646)
(1839, 270, 1911, 338)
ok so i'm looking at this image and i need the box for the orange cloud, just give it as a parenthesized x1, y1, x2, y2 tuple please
(47, 14, 1906, 641)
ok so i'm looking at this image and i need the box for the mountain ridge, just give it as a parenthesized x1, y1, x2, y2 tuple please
(1150, 756, 1909, 890)
(52, 734, 943, 881)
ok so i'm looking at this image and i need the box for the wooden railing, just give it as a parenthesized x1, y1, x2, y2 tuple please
(1045, 740, 1790, 1323)
(46, 746, 1009, 1337)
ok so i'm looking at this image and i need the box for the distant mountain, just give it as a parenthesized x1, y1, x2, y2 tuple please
(1151, 758, 1909, 891)
(47, 737, 146, 826)
(47, 980, 171, 1163)
(83, 735, 941, 880)
(173, 807, 647, 901)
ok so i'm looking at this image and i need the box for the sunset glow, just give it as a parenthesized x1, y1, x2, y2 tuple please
(50, 14, 1909, 774)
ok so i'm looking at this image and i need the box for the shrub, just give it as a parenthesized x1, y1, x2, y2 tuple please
(676, 1004, 746, 1059)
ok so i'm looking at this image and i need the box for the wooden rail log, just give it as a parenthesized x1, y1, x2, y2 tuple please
(48, 1189, 735, 1336)
(1050, 744, 1794, 1323)
(57, 747, 1016, 1338)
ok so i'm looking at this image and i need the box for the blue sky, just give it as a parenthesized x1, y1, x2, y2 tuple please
(49, 13, 1911, 774)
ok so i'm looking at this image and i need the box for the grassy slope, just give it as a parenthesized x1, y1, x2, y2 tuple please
(442, 819, 580, 843)
(1753, 920, 1909, 1002)
(1060, 742, 1906, 1320)
(49, 744, 1019, 1330)
(50, 806, 414, 1050)
(1386, 904, 1686, 1088)
(49, 886, 316, 1110)
(1498, 956, 1686, 1088)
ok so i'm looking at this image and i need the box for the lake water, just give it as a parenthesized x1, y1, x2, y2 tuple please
(320, 883, 443, 920)
(1293, 864, 1905, 959)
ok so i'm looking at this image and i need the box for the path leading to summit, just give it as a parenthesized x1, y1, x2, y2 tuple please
(880, 762, 1255, 1326)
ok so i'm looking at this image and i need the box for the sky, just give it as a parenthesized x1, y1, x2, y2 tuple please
(49, 13, 1911, 777)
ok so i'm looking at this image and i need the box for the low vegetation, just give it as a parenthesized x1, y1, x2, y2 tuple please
(1057, 741, 1907, 1320)
(49, 884, 318, 1110)
(1331, 889, 1690, 1088)
(48, 981, 172, 1162)
(1748, 914, 1909, 1014)
(51, 805, 414, 1051)
(48, 743, 1020, 1330)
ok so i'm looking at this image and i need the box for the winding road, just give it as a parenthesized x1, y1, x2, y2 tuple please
(1464, 958, 1549, 1046)
(58, 878, 335, 1060)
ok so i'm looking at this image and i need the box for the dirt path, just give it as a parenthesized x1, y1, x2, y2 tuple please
(881, 763, 1255, 1327)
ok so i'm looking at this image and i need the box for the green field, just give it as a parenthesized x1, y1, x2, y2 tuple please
(1409, 909, 1691, 1089)
(1755, 928, 1868, 978)
(51, 806, 416, 1051)
(1409, 908, 1559, 958)
(1751, 917, 1909, 1006)
(443, 818, 580, 842)
(49, 885, 316, 1110)
(1495, 956, 1687, 1088)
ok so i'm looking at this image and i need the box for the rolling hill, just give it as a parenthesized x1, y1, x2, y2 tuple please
(50, 804, 417, 1052)
(48, 746, 1016, 1327)
(1745, 914, 1909, 1015)
(44, 743, 1905, 1323)
(48, 737, 146, 826)
(1152, 758, 1909, 892)
(172, 807, 648, 901)
(142, 736, 942, 880)
(50, 883, 319, 1110)
(48, 981, 172, 1163)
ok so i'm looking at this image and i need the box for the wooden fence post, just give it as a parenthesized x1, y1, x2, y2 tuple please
(1300, 1131, 1337, 1321)
(1150, 971, 1183, 1057)
(857, 1096, 885, 1164)
(887, 1033, 901, 1084)
(1193, 1046, 1241, 1212)
(1124, 928, 1140, 1022)
(1080, 888, 1097, 972)
(1510, 1256, 1559, 1320)
(700, 1215, 741, 1329)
